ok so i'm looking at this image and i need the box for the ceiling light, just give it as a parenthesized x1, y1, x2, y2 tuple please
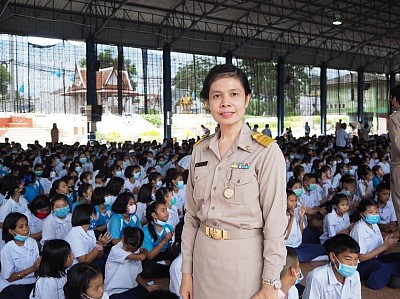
(332, 13, 342, 26)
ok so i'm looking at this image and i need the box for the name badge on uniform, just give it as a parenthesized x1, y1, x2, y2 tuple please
(195, 161, 208, 167)
(230, 162, 250, 169)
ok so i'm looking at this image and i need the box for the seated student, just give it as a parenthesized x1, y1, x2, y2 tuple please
(285, 190, 326, 262)
(108, 192, 142, 245)
(41, 194, 72, 246)
(315, 170, 335, 206)
(141, 200, 177, 279)
(320, 193, 352, 245)
(64, 203, 111, 266)
(27, 194, 50, 241)
(105, 227, 158, 299)
(29, 239, 73, 299)
(169, 222, 184, 298)
(331, 163, 347, 189)
(64, 263, 110, 299)
(350, 199, 400, 290)
(106, 177, 125, 206)
(61, 176, 77, 210)
(123, 165, 142, 198)
(357, 166, 374, 200)
(40, 166, 56, 196)
(339, 176, 360, 219)
(278, 247, 302, 299)
(165, 171, 185, 220)
(137, 184, 153, 225)
(0, 212, 40, 298)
(303, 234, 361, 299)
(155, 187, 179, 230)
(372, 165, 384, 188)
(23, 171, 43, 203)
(375, 183, 397, 234)
(72, 183, 93, 213)
(91, 187, 114, 235)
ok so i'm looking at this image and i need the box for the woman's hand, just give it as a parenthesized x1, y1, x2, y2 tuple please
(98, 232, 112, 246)
(164, 232, 173, 242)
(180, 273, 193, 299)
(251, 284, 278, 299)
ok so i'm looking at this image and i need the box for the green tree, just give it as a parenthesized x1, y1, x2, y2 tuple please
(0, 64, 10, 97)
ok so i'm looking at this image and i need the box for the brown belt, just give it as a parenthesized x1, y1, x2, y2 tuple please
(200, 223, 263, 240)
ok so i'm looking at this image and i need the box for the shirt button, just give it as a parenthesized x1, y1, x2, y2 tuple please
(211, 207, 215, 210)
(213, 187, 216, 190)
(218, 167, 221, 171)
(237, 179, 240, 183)
(195, 176, 198, 179)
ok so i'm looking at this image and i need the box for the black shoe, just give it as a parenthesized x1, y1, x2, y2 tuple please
(388, 276, 400, 288)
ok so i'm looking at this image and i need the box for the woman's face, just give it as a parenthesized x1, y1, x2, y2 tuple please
(85, 273, 104, 299)
(57, 181, 69, 195)
(208, 77, 250, 128)
(12, 217, 29, 237)
(53, 199, 68, 211)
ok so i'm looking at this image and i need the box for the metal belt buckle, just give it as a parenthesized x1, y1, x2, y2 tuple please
(205, 226, 227, 240)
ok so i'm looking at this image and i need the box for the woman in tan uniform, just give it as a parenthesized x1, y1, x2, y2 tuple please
(180, 64, 287, 299)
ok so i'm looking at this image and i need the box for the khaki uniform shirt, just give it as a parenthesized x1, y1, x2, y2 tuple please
(389, 111, 400, 163)
(181, 123, 287, 280)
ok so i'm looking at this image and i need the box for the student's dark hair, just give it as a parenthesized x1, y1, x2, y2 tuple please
(28, 195, 50, 215)
(90, 187, 109, 206)
(200, 64, 251, 100)
(390, 84, 400, 102)
(50, 193, 69, 210)
(39, 239, 71, 278)
(123, 227, 144, 250)
(77, 183, 92, 197)
(138, 184, 153, 204)
(4, 175, 22, 199)
(334, 163, 346, 175)
(112, 192, 134, 214)
(357, 198, 378, 214)
(182, 169, 189, 184)
(286, 189, 296, 198)
(326, 234, 360, 256)
(375, 182, 390, 194)
(2, 212, 28, 243)
(41, 165, 53, 179)
(64, 263, 103, 299)
(124, 165, 135, 179)
(146, 290, 179, 299)
(22, 170, 36, 186)
(372, 165, 382, 175)
(71, 203, 95, 227)
(49, 179, 63, 198)
(357, 165, 372, 180)
(148, 172, 162, 185)
(340, 176, 357, 188)
(302, 173, 314, 183)
(106, 177, 125, 196)
(164, 171, 182, 189)
(327, 193, 348, 213)
(145, 200, 167, 242)
(155, 187, 171, 201)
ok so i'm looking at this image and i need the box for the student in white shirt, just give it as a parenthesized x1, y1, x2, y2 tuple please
(41, 194, 73, 246)
(105, 227, 158, 299)
(155, 187, 179, 230)
(377, 156, 390, 175)
(40, 166, 57, 195)
(27, 194, 51, 242)
(64, 204, 111, 266)
(375, 183, 397, 233)
(64, 263, 110, 299)
(123, 165, 142, 199)
(136, 184, 153, 225)
(339, 176, 360, 220)
(331, 163, 347, 189)
(0, 212, 40, 297)
(350, 199, 400, 290)
(357, 166, 374, 200)
(320, 194, 352, 245)
(303, 234, 361, 299)
(165, 171, 186, 220)
(30, 239, 74, 299)
(278, 247, 302, 299)
(106, 177, 125, 206)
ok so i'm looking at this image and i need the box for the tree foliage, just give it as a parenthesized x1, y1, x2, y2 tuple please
(0, 64, 10, 97)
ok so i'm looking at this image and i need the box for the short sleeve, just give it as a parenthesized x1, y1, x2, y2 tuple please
(0, 245, 15, 279)
(108, 217, 122, 240)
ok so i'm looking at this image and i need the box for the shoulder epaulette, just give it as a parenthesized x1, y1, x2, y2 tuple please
(251, 132, 275, 147)
(193, 132, 213, 147)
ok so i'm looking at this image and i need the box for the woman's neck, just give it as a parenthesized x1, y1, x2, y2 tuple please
(129, 177, 135, 183)
(12, 193, 21, 202)
(81, 224, 89, 232)
(219, 121, 243, 141)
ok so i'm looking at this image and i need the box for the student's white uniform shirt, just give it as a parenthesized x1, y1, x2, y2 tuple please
(357, 180, 374, 199)
(331, 173, 342, 189)
(177, 155, 191, 171)
(320, 210, 350, 244)
(55, 162, 64, 176)
(303, 263, 361, 299)
(105, 242, 142, 296)
(39, 178, 55, 195)
(136, 202, 147, 223)
(29, 276, 67, 299)
(350, 219, 384, 254)
(284, 209, 304, 248)
(174, 188, 186, 218)
(299, 189, 320, 208)
(278, 286, 299, 299)
(378, 200, 397, 224)
(316, 182, 330, 201)
(124, 179, 141, 200)
(377, 161, 390, 175)
(27, 210, 45, 235)
(41, 213, 73, 246)
(64, 226, 96, 265)
(0, 237, 39, 292)
(167, 205, 180, 230)
(169, 253, 182, 299)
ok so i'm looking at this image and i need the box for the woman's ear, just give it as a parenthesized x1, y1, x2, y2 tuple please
(8, 229, 15, 236)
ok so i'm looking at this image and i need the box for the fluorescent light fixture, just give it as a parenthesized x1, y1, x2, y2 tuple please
(332, 13, 342, 25)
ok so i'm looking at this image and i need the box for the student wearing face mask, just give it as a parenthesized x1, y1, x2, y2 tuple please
(72, 183, 93, 213)
(26, 195, 51, 242)
(123, 165, 142, 199)
(278, 247, 303, 299)
(155, 156, 170, 178)
(40, 166, 57, 196)
(165, 171, 186, 220)
(91, 187, 114, 236)
(106, 177, 125, 206)
(303, 234, 361, 299)
(155, 188, 179, 230)
(350, 199, 400, 290)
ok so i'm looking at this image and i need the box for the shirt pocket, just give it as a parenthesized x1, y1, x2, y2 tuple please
(193, 168, 210, 199)
(225, 171, 256, 205)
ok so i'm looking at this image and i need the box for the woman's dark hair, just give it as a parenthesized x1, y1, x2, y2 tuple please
(138, 184, 153, 204)
(2, 212, 28, 243)
(164, 171, 182, 189)
(334, 163, 346, 175)
(91, 187, 109, 206)
(64, 263, 103, 299)
(145, 200, 167, 242)
(286, 189, 296, 198)
(49, 179, 64, 198)
(124, 165, 135, 179)
(39, 239, 71, 278)
(22, 171, 36, 186)
(50, 193, 69, 210)
(106, 177, 125, 196)
(41, 165, 53, 179)
(71, 203, 95, 227)
(327, 193, 348, 213)
(357, 198, 378, 214)
(112, 192, 134, 214)
(123, 226, 144, 250)
(325, 234, 360, 256)
(375, 182, 390, 194)
(28, 195, 50, 215)
(4, 175, 22, 199)
(77, 183, 92, 198)
(200, 64, 251, 100)
(148, 172, 162, 185)
(155, 187, 171, 201)
(356, 164, 371, 180)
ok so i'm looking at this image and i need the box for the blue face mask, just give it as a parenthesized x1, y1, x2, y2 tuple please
(364, 214, 380, 225)
(79, 157, 87, 164)
(343, 170, 350, 175)
(54, 206, 70, 218)
(295, 270, 304, 285)
(340, 190, 351, 196)
(170, 197, 176, 206)
(151, 193, 156, 201)
(88, 218, 97, 230)
(13, 232, 29, 242)
(156, 181, 162, 189)
(155, 219, 167, 226)
(133, 172, 140, 180)
(334, 254, 357, 277)
(293, 188, 303, 197)
(115, 170, 122, 177)
(308, 183, 317, 191)
(104, 196, 113, 206)
(177, 181, 184, 189)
